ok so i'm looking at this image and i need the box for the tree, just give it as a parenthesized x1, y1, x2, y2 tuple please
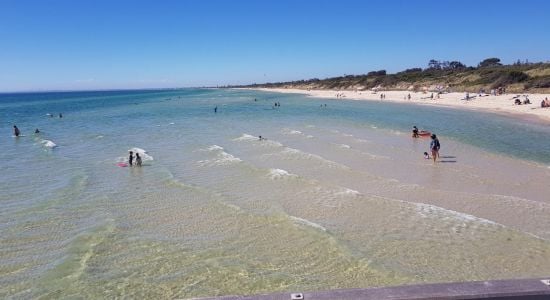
(367, 70, 386, 76)
(449, 61, 466, 70)
(428, 59, 441, 69)
(478, 58, 502, 68)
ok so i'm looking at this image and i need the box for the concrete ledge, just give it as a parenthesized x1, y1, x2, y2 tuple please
(194, 277, 550, 300)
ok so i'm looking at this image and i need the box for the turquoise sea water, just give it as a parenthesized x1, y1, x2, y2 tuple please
(1, 89, 550, 298)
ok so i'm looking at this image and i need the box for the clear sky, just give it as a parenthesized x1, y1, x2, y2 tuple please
(1, 0, 549, 92)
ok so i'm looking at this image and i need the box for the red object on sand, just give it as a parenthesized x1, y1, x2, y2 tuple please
(418, 131, 431, 137)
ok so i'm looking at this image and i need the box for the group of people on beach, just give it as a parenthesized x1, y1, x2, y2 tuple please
(379, 93, 386, 100)
(511, 95, 550, 106)
(128, 151, 142, 167)
(513, 95, 531, 105)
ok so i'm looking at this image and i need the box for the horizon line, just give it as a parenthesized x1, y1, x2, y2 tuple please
(0, 86, 222, 94)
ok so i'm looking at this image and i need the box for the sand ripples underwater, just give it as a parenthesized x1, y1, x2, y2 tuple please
(2, 89, 550, 298)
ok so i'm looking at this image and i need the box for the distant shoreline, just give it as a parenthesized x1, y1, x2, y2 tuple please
(244, 87, 550, 124)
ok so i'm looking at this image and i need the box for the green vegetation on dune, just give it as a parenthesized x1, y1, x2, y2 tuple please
(236, 58, 550, 93)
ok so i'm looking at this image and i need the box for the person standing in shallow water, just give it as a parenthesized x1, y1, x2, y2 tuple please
(135, 153, 142, 167)
(128, 151, 134, 166)
(13, 125, 20, 137)
(412, 126, 419, 138)
(430, 134, 440, 163)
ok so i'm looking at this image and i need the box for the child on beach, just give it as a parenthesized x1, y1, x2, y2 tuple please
(424, 152, 430, 159)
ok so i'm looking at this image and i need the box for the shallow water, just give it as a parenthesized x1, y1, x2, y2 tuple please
(1, 89, 550, 298)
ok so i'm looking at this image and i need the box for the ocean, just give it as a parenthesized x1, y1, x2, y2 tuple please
(1, 88, 550, 298)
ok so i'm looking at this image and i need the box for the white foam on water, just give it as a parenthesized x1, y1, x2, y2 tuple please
(265, 140, 283, 147)
(306, 135, 314, 138)
(361, 151, 389, 160)
(281, 128, 305, 136)
(198, 145, 242, 166)
(41, 139, 57, 148)
(334, 188, 361, 197)
(415, 202, 499, 226)
(222, 202, 243, 212)
(267, 168, 297, 180)
(233, 133, 284, 147)
(233, 133, 259, 141)
(128, 147, 154, 161)
(217, 151, 242, 164)
(280, 147, 349, 169)
(338, 144, 351, 149)
(169, 122, 175, 125)
(290, 216, 327, 232)
(343, 133, 354, 137)
(207, 145, 224, 151)
(306, 125, 315, 128)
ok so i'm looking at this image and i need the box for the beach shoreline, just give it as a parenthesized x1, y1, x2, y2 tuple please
(244, 88, 550, 124)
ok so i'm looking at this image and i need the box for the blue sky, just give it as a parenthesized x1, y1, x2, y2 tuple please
(1, 0, 549, 91)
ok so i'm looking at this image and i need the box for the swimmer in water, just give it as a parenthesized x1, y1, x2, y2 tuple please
(35, 128, 40, 134)
(128, 151, 134, 166)
(13, 125, 20, 137)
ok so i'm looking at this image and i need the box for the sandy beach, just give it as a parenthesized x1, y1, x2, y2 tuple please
(251, 88, 550, 123)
